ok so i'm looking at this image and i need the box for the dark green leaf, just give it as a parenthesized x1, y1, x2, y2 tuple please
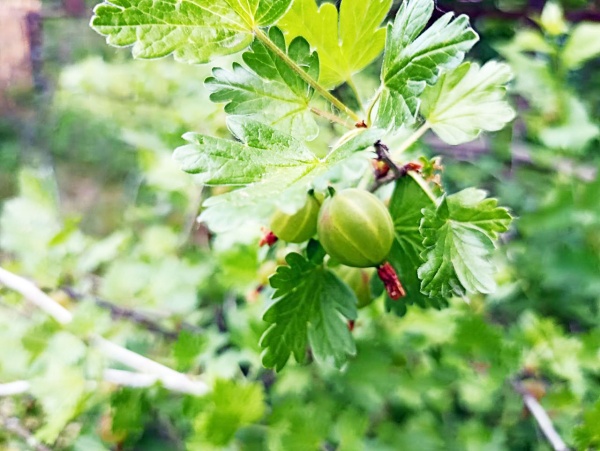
(260, 252, 357, 371)
(376, 0, 478, 129)
(386, 175, 447, 314)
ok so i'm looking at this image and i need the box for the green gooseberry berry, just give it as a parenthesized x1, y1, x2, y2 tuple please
(336, 265, 376, 308)
(270, 192, 321, 243)
(317, 188, 394, 268)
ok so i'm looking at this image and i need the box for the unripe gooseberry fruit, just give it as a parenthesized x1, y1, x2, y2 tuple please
(270, 194, 320, 243)
(317, 188, 394, 268)
(336, 266, 375, 308)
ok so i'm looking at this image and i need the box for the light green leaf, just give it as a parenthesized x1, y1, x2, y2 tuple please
(421, 61, 515, 145)
(563, 23, 600, 69)
(386, 175, 447, 315)
(538, 95, 600, 152)
(260, 252, 357, 371)
(376, 0, 478, 129)
(418, 188, 513, 297)
(538, 1, 567, 36)
(495, 41, 558, 115)
(90, 0, 292, 64)
(174, 117, 318, 184)
(206, 27, 320, 140)
(174, 118, 382, 232)
(268, 399, 331, 451)
(173, 330, 206, 371)
(191, 379, 265, 447)
(31, 364, 88, 443)
(278, 0, 392, 88)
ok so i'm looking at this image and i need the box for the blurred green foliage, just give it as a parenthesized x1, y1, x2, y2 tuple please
(0, 1, 599, 450)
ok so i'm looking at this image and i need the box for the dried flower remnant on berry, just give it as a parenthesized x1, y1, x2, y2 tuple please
(377, 262, 405, 300)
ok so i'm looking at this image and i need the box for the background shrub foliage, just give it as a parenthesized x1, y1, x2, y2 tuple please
(0, 0, 599, 449)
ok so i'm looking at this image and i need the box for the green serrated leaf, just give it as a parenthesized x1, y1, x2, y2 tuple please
(173, 330, 206, 371)
(418, 188, 513, 297)
(420, 61, 515, 145)
(278, 0, 392, 88)
(173, 117, 318, 184)
(174, 118, 382, 232)
(386, 175, 447, 315)
(376, 0, 478, 129)
(206, 27, 320, 140)
(574, 399, 600, 449)
(111, 388, 151, 440)
(90, 0, 292, 64)
(260, 252, 357, 371)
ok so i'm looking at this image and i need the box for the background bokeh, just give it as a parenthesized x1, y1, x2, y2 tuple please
(0, 0, 599, 449)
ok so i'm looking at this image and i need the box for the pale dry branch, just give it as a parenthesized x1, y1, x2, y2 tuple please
(512, 380, 570, 451)
(0, 267, 72, 324)
(0, 381, 31, 396)
(0, 266, 209, 396)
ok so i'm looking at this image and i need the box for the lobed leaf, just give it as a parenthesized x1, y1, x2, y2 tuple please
(90, 0, 293, 64)
(260, 252, 357, 371)
(278, 0, 392, 88)
(376, 0, 478, 129)
(420, 61, 515, 145)
(173, 117, 317, 185)
(173, 118, 382, 232)
(206, 27, 320, 140)
(418, 188, 513, 297)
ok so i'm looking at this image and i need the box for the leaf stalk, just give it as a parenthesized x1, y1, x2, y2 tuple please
(391, 121, 431, 158)
(310, 106, 356, 129)
(254, 28, 361, 126)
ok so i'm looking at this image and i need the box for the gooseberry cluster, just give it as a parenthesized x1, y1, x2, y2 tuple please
(262, 187, 404, 306)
